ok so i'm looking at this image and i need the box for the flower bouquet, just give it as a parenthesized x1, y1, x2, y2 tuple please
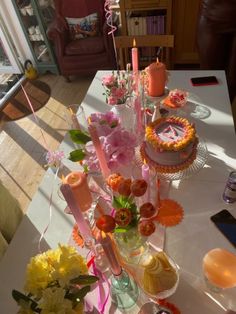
(12, 245, 98, 314)
(68, 111, 137, 173)
(95, 173, 157, 263)
(102, 71, 133, 105)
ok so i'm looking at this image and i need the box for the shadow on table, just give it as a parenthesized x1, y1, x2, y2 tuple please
(169, 271, 226, 314)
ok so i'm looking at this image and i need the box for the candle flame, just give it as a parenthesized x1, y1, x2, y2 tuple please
(88, 117, 92, 125)
(133, 38, 136, 47)
(61, 174, 65, 183)
(68, 108, 73, 115)
(101, 230, 107, 239)
(156, 57, 159, 64)
(143, 159, 147, 165)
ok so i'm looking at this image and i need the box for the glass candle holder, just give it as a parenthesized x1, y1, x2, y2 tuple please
(202, 248, 236, 292)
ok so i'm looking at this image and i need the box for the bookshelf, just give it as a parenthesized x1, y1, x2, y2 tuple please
(112, 0, 174, 69)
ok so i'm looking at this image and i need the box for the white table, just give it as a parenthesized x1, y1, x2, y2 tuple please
(0, 71, 236, 313)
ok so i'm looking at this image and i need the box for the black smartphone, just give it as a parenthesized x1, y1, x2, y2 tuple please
(190, 76, 218, 86)
(210, 209, 236, 248)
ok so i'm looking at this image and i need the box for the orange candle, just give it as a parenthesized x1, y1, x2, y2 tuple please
(203, 248, 236, 289)
(147, 58, 166, 97)
(64, 171, 92, 212)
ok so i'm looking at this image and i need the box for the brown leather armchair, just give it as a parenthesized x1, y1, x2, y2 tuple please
(47, 0, 116, 80)
(197, 0, 236, 103)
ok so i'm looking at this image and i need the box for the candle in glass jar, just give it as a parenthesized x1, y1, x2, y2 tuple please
(203, 248, 236, 289)
(148, 58, 166, 97)
(64, 171, 92, 212)
(97, 231, 122, 276)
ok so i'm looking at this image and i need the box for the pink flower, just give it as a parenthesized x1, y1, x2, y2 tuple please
(102, 75, 116, 87)
(108, 96, 118, 105)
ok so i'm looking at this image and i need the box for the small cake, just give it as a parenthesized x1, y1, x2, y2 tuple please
(162, 89, 188, 108)
(141, 116, 198, 173)
(142, 252, 178, 295)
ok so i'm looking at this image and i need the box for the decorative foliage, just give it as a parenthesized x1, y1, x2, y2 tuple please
(12, 244, 98, 314)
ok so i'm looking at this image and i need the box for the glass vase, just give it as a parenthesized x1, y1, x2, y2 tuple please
(113, 227, 148, 264)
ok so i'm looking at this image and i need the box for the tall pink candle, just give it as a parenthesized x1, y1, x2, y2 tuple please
(60, 184, 92, 240)
(97, 231, 122, 276)
(148, 58, 166, 97)
(88, 125, 110, 178)
(64, 171, 92, 212)
(132, 38, 138, 72)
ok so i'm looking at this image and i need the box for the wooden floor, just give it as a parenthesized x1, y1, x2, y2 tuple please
(0, 73, 93, 213)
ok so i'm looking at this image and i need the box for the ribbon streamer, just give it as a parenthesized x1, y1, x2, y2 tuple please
(38, 167, 60, 253)
(20, 82, 63, 253)
(104, 0, 119, 70)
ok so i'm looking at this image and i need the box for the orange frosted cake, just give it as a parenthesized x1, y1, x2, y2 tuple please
(140, 116, 198, 173)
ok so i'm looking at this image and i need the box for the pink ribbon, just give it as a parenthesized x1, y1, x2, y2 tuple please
(92, 260, 110, 314)
(104, 0, 118, 69)
(20, 82, 63, 253)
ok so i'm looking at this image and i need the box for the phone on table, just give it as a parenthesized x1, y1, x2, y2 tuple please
(210, 209, 236, 248)
(190, 76, 218, 86)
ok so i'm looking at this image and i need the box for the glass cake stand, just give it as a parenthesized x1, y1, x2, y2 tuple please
(135, 138, 209, 181)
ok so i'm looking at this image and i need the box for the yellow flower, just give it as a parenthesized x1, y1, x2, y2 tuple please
(51, 245, 88, 287)
(24, 252, 54, 296)
(39, 286, 74, 314)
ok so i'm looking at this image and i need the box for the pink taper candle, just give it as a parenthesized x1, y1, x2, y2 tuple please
(142, 160, 150, 201)
(88, 125, 110, 178)
(148, 58, 166, 97)
(97, 231, 122, 276)
(60, 184, 92, 240)
(131, 38, 138, 72)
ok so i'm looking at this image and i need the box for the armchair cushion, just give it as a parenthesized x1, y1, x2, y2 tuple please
(65, 37, 105, 55)
(66, 13, 99, 40)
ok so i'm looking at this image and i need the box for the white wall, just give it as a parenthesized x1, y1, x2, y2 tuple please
(0, 0, 34, 68)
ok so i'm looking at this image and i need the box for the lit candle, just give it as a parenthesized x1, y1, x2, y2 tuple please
(88, 124, 110, 179)
(142, 160, 150, 201)
(64, 171, 92, 212)
(132, 38, 138, 72)
(60, 184, 92, 240)
(148, 58, 166, 97)
(97, 231, 122, 276)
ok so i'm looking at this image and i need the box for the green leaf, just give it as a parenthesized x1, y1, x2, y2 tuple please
(66, 285, 91, 303)
(69, 130, 91, 144)
(70, 275, 99, 285)
(69, 149, 86, 162)
(112, 195, 130, 209)
(12, 290, 39, 312)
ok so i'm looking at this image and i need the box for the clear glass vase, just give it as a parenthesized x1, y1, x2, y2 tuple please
(113, 227, 148, 264)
